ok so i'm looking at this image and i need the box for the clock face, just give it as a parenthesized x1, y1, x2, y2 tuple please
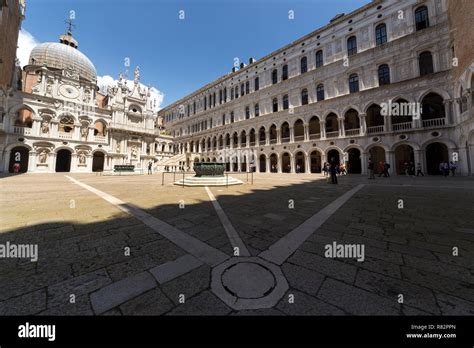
(59, 84, 79, 99)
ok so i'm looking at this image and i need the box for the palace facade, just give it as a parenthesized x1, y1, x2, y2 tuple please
(0, 3, 173, 173)
(159, 0, 474, 175)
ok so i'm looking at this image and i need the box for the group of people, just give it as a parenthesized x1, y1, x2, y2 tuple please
(439, 161, 457, 177)
(322, 162, 347, 177)
(367, 159, 391, 179)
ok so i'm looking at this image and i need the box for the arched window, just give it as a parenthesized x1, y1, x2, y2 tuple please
(213, 92, 216, 106)
(282, 65, 288, 80)
(419, 51, 434, 76)
(245, 81, 250, 94)
(241, 83, 244, 96)
(204, 97, 207, 110)
(375, 23, 387, 46)
(316, 84, 325, 101)
(245, 106, 250, 119)
(283, 95, 289, 110)
(300, 56, 308, 74)
(415, 6, 429, 31)
(315, 50, 323, 68)
(272, 69, 278, 84)
(222, 114, 226, 125)
(349, 74, 359, 93)
(254, 103, 260, 117)
(235, 86, 239, 98)
(219, 89, 223, 103)
(230, 111, 234, 123)
(223, 88, 227, 101)
(347, 36, 357, 56)
(272, 98, 278, 113)
(301, 89, 309, 105)
(231, 88, 234, 100)
(378, 64, 390, 85)
(254, 77, 259, 91)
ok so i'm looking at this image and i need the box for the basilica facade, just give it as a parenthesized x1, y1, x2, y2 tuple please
(0, 28, 173, 173)
(159, 0, 474, 176)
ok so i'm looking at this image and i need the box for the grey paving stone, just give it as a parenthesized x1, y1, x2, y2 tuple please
(47, 268, 112, 308)
(402, 254, 472, 283)
(389, 243, 437, 260)
(317, 278, 401, 315)
(120, 288, 174, 315)
(106, 254, 159, 282)
(39, 295, 93, 315)
(355, 269, 440, 315)
(0, 289, 47, 315)
(149, 254, 203, 284)
(90, 271, 157, 315)
(288, 250, 357, 284)
(435, 292, 474, 315)
(281, 262, 325, 296)
(166, 291, 231, 315)
(277, 289, 346, 315)
(161, 265, 211, 305)
(231, 308, 285, 316)
(401, 266, 474, 303)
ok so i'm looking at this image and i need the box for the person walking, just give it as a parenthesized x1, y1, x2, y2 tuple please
(383, 162, 390, 177)
(450, 161, 457, 176)
(296, 164, 301, 174)
(415, 163, 424, 176)
(330, 160, 338, 184)
(13, 162, 20, 174)
(443, 162, 450, 177)
(368, 158, 375, 179)
(378, 161, 385, 177)
(147, 161, 153, 175)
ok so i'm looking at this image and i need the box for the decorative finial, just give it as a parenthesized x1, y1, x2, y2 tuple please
(134, 66, 140, 84)
(65, 17, 76, 35)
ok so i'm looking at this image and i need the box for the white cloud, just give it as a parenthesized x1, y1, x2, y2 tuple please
(16, 29, 39, 68)
(97, 75, 164, 112)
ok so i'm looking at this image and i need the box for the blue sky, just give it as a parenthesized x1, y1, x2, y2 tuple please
(20, 0, 369, 108)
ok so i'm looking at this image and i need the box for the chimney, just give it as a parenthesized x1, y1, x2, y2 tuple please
(249, 57, 255, 64)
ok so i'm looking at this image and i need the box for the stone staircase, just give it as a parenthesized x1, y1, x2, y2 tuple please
(154, 153, 187, 171)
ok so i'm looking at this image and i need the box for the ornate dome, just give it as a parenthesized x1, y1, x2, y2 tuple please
(29, 33, 97, 82)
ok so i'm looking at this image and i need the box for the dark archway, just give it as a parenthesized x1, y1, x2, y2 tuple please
(347, 148, 361, 174)
(9, 146, 29, 173)
(395, 145, 415, 174)
(310, 150, 322, 173)
(92, 152, 105, 172)
(426, 142, 448, 175)
(327, 149, 340, 165)
(270, 154, 278, 172)
(55, 149, 72, 172)
(295, 152, 305, 173)
(281, 153, 291, 173)
(369, 146, 386, 174)
(259, 154, 266, 172)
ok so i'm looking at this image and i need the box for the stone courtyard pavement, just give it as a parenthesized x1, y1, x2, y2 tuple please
(0, 172, 473, 315)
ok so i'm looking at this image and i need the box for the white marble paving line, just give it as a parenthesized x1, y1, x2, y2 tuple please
(204, 186, 250, 256)
(65, 175, 229, 267)
(259, 184, 365, 265)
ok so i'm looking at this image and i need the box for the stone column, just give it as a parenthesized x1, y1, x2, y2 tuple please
(305, 154, 311, 173)
(277, 155, 282, 173)
(386, 151, 395, 174)
(73, 123, 81, 140)
(385, 113, 392, 133)
(414, 149, 424, 174)
(339, 119, 345, 137)
(246, 134, 250, 148)
(265, 131, 270, 146)
(50, 121, 59, 138)
(304, 125, 309, 141)
(27, 150, 36, 172)
(289, 127, 295, 143)
(359, 113, 367, 135)
(361, 152, 368, 175)
(444, 99, 452, 125)
(276, 129, 281, 145)
(32, 118, 41, 136)
(266, 156, 271, 173)
(319, 121, 326, 139)
(290, 155, 295, 173)
(238, 135, 242, 149)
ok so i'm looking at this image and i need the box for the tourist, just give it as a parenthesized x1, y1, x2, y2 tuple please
(415, 163, 424, 176)
(13, 162, 20, 174)
(147, 161, 153, 175)
(439, 162, 445, 175)
(368, 158, 375, 179)
(296, 164, 301, 173)
(404, 161, 410, 176)
(409, 161, 415, 176)
(330, 160, 338, 184)
(443, 162, 450, 177)
(450, 161, 457, 176)
(322, 162, 328, 176)
(339, 163, 347, 175)
(378, 161, 385, 177)
(383, 162, 390, 177)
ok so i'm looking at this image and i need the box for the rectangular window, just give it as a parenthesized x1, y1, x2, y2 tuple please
(254, 77, 259, 91)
